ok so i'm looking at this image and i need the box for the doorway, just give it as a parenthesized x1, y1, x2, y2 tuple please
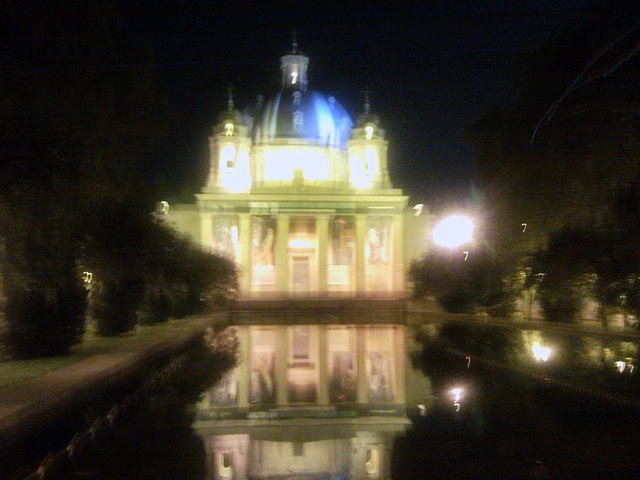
(291, 255, 311, 293)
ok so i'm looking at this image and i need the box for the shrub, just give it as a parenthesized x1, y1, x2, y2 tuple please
(0, 196, 87, 358)
(3, 281, 86, 359)
(88, 276, 145, 336)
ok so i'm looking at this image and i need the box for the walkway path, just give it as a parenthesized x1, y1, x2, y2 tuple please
(0, 314, 224, 451)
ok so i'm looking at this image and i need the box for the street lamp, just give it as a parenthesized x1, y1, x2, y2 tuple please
(433, 215, 474, 249)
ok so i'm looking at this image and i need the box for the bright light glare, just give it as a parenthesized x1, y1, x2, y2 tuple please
(532, 343, 551, 362)
(365, 125, 374, 140)
(451, 387, 463, 402)
(263, 148, 329, 180)
(349, 154, 368, 188)
(363, 147, 378, 176)
(433, 215, 473, 248)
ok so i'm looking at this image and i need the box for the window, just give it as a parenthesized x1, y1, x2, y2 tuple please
(365, 125, 374, 140)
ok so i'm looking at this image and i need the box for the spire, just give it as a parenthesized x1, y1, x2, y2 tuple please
(226, 84, 236, 112)
(292, 28, 298, 54)
(361, 86, 372, 115)
(356, 86, 381, 129)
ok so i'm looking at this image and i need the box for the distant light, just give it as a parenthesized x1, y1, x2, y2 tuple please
(224, 122, 234, 136)
(450, 387, 463, 412)
(82, 271, 93, 284)
(451, 387, 463, 402)
(158, 201, 170, 215)
(532, 343, 551, 362)
(413, 204, 423, 216)
(433, 215, 473, 248)
(615, 360, 635, 373)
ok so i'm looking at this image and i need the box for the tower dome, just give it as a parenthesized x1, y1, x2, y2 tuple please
(250, 46, 353, 148)
(256, 90, 352, 148)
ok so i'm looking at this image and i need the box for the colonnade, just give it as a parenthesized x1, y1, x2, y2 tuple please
(198, 211, 406, 297)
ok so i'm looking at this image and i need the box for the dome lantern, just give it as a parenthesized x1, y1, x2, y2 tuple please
(280, 35, 309, 92)
(280, 52, 309, 92)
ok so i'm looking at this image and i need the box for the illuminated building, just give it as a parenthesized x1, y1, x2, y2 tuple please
(167, 42, 430, 480)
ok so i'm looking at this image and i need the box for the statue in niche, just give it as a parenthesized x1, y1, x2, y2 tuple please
(214, 219, 238, 260)
(367, 227, 384, 264)
(332, 217, 354, 265)
(250, 351, 275, 404)
(252, 220, 275, 265)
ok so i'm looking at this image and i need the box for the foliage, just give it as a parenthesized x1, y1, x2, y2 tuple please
(88, 276, 145, 336)
(530, 206, 640, 324)
(468, 3, 640, 256)
(0, 182, 87, 358)
(80, 201, 150, 336)
(81, 202, 238, 335)
(409, 247, 515, 315)
(138, 220, 238, 324)
(530, 226, 603, 323)
(598, 176, 640, 320)
(0, 2, 166, 353)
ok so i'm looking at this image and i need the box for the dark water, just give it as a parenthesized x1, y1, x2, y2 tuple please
(11, 328, 640, 480)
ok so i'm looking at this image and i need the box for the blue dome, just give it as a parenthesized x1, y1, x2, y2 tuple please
(255, 90, 353, 148)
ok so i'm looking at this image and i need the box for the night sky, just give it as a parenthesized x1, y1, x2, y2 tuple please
(11, 1, 610, 209)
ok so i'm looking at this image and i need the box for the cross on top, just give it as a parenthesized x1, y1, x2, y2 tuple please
(361, 86, 373, 115)
(226, 84, 236, 111)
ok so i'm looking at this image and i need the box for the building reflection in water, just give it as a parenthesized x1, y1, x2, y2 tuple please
(192, 315, 430, 480)
(198, 423, 403, 480)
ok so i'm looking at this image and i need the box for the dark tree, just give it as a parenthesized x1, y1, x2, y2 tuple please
(409, 246, 515, 315)
(0, 2, 167, 350)
(530, 226, 604, 323)
(468, 3, 640, 257)
(0, 174, 86, 357)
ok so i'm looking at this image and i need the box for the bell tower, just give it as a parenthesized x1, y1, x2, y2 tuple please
(206, 86, 252, 191)
(348, 88, 391, 189)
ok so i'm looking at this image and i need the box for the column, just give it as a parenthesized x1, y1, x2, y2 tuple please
(394, 325, 406, 404)
(355, 214, 367, 296)
(239, 213, 252, 295)
(276, 325, 289, 405)
(237, 326, 251, 408)
(200, 211, 213, 251)
(356, 326, 368, 405)
(317, 214, 329, 296)
(277, 214, 290, 296)
(392, 213, 405, 296)
(318, 325, 329, 405)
